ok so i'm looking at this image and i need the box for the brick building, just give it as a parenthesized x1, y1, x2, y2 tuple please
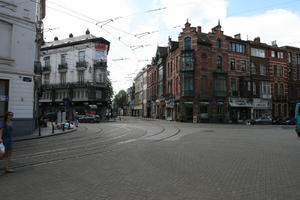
(143, 21, 299, 123)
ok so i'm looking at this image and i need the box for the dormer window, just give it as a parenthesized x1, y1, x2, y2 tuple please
(184, 37, 192, 50)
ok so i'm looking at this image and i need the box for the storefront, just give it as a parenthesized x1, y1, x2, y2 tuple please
(252, 98, 272, 119)
(165, 98, 175, 121)
(199, 102, 209, 123)
(183, 102, 193, 122)
(228, 98, 252, 123)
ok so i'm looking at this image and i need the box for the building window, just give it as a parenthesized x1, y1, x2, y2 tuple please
(44, 56, 50, 67)
(297, 69, 300, 80)
(182, 52, 194, 70)
(95, 50, 105, 61)
(251, 62, 256, 74)
(251, 48, 265, 58)
(279, 84, 284, 96)
(44, 74, 49, 85)
(274, 83, 278, 96)
(231, 78, 238, 96)
(61, 54, 67, 64)
(214, 77, 226, 93)
(288, 52, 292, 63)
(60, 72, 66, 84)
(260, 64, 267, 76)
(297, 54, 300, 64)
(241, 60, 247, 71)
(230, 43, 245, 53)
(216, 56, 222, 71)
(253, 82, 256, 95)
(78, 71, 84, 83)
(278, 52, 284, 59)
(217, 39, 222, 48)
(184, 37, 192, 50)
(277, 66, 283, 77)
(183, 76, 193, 91)
(217, 104, 224, 114)
(0, 21, 12, 58)
(260, 81, 271, 97)
(230, 58, 236, 70)
(79, 51, 85, 62)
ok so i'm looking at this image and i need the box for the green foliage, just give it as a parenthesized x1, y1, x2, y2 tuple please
(113, 90, 127, 109)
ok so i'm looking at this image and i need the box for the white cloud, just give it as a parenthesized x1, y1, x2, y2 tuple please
(159, 0, 228, 28)
(222, 9, 300, 47)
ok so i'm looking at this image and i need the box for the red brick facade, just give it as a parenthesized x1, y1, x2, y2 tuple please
(144, 21, 300, 123)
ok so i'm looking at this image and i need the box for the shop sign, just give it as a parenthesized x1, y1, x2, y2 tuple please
(253, 98, 271, 109)
(229, 98, 252, 107)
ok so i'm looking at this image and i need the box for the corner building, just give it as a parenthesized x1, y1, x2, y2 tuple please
(39, 31, 110, 120)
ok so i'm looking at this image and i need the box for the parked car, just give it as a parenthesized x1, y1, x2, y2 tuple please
(78, 114, 100, 123)
(251, 116, 272, 125)
(282, 118, 296, 125)
(272, 117, 283, 125)
(44, 112, 57, 122)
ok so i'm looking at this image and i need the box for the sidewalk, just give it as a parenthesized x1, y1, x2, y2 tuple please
(13, 122, 78, 142)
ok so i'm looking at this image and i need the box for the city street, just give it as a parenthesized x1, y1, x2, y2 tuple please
(1, 117, 300, 200)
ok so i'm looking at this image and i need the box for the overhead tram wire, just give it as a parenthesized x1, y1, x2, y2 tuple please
(45, 4, 141, 62)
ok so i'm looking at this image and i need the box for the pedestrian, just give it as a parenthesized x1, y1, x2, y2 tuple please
(0, 111, 14, 173)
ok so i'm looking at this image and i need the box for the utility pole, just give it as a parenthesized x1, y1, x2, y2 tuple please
(34, 0, 46, 136)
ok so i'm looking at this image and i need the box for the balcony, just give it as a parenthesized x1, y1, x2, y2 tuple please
(93, 60, 107, 68)
(42, 66, 51, 73)
(58, 63, 68, 72)
(76, 61, 88, 70)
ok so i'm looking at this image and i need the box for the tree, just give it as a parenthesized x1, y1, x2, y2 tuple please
(113, 90, 127, 110)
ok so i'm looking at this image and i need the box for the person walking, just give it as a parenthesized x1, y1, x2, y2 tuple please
(0, 111, 14, 173)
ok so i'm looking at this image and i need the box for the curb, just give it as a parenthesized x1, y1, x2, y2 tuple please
(13, 127, 78, 142)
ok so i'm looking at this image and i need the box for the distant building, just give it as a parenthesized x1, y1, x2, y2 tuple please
(39, 30, 110, 120)
(0, 0, 45, 136)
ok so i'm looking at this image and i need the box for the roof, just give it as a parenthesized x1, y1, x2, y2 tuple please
(170, 41, 179, 51)
(157, 46, 168, 57)
(197, 33, 211, 45)
(41, 34, 110, 51)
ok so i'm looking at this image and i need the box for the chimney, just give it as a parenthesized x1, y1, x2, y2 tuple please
(196, 26, 202, 33)
(234, 33, 241, 40)
(271, 40, 277, 47)
(69, 33, 73, 38)
(254, 37, 260, 43)
(54, 36, 58, 41)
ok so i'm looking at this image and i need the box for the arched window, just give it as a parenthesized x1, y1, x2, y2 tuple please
(217, 39, 222, 48)
(184, 37, 192, 50)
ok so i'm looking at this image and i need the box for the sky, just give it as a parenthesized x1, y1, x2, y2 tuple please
(41, 0, 300, 94)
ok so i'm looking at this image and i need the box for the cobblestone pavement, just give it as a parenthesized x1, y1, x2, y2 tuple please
(1, 117, 300, 200)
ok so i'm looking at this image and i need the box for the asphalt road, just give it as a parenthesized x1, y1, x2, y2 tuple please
(1, 117, 300, 200)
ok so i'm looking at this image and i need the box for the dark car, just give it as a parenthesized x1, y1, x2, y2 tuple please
(251, 116, 272, 125)
(78, 114, 100, 123)
(44, 112, 57, 122)
(282, 118, 296, 125)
